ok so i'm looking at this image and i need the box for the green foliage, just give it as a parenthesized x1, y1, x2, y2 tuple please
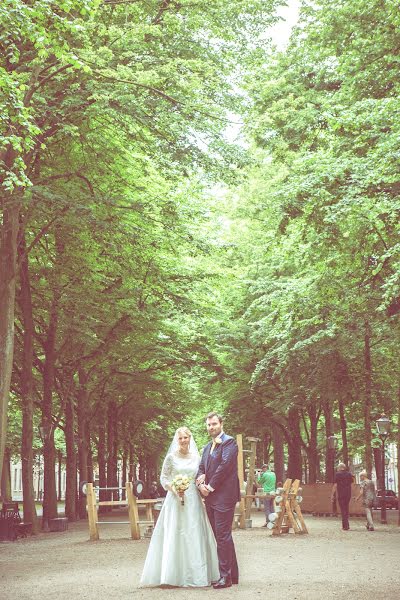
(3, 0, 283, 475)
(217, 0, 400, 467)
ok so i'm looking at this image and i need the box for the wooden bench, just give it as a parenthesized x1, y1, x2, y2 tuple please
(0, 502, 32, 541)
(86, 482, 163, 541)
(49, 517, 68, 532)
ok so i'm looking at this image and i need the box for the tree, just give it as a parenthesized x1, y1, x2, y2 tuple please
(1, 0, 284, 485)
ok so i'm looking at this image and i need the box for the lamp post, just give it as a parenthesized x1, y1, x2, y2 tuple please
(376, 414, 391, 524)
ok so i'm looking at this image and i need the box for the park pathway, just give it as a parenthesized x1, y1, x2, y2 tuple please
(1, 509, 399, 600)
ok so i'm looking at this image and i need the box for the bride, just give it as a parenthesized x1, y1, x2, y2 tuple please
(140, 426, 219, 587)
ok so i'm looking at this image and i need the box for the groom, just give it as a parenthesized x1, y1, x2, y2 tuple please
(196, 412, 240, 589)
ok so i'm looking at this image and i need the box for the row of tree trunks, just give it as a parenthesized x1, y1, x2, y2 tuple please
(282, 400, 352, 484)
(0, 202, 143, 523)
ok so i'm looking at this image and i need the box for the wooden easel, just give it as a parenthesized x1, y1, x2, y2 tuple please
(272, 478, 308, 535)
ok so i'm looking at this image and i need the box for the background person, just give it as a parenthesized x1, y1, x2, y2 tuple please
(149, 481, 158, 499)
(355, 471, 376, 531)
(331, 463, 353, 530)
(258, 464, 276, 527)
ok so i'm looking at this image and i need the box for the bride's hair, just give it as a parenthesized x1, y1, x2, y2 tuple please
(176, 426, 192, 438)
(166, 426, 199, 458)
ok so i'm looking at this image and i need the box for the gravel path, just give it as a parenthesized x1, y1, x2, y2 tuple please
(1, 509, 399, 600)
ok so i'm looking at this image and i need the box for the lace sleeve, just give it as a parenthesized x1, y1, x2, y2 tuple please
(160, 453, 174, 491)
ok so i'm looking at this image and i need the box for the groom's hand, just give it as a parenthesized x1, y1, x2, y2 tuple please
(199, 484, 210, 497)
(196, 474, 205, 485)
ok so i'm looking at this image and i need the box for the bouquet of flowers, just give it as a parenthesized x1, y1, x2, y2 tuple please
(171, 474, 191, 505)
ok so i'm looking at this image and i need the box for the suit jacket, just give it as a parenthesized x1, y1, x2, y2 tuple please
(197, 432, 240, 509)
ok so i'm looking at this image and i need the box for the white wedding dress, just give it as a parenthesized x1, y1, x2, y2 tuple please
(140, 450, 219, 587)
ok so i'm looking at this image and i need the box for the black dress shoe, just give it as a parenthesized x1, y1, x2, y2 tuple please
(213, 577, 232, 589)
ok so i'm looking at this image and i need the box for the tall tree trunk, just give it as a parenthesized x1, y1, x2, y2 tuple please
(138, 454, 146, 486)
(87, 424, 94, 484)
(107, 401, 118, 503)
(272, 423, 285, 483)
(122, 449, 127, 500)
(18, 228, 39, 532)
(0, 201, 19, 482)
(373, 446, 382, 485)
(128, 443, 135, 481)
(364, 321, 373, 477)
(64, 377, 77, 521)
(286, 408, 302, 480)
(338, 397, 349, 465)
(57, 451, 62, 501)
(302, 452, 308, 484)
(42, 295, 59, 527)
(77, 368, 89, 519)
(306, 405, 319, 484)
(98, 421, 107, 512)
(324, 402, 335, 483)
(1, 447, 12, 501)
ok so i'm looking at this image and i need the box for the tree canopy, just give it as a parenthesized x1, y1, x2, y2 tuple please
(1, 0, 399, 522)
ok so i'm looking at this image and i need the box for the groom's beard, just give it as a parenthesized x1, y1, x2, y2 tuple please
(210, 430, 223, 439)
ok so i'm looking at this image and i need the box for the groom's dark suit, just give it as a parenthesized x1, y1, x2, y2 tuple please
(197, 432, 240, 583)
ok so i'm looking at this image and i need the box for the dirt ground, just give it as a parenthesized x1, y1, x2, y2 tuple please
(1, 508, 399, 600)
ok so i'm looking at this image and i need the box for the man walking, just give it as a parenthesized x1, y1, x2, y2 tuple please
(258, 464, 276, 526)
(331, 463, 353, 530)
(196, 412, 240, 589)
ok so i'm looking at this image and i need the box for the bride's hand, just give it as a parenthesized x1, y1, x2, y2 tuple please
(196, 474, 205, 485)
(167, 484, 178, 497)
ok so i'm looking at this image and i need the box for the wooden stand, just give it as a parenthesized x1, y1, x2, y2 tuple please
(235, 434, 246, 529)
(235, 435, 260, 529)
(86, 482, 158, 541)
(272, 479, 308, 536)
(244, 437, 259, 522)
